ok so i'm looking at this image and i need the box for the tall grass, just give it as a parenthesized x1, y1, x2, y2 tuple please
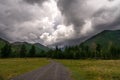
(0, 58, 49, 80)
(57, 60, 120, 80)
(0, 75, 4, 80)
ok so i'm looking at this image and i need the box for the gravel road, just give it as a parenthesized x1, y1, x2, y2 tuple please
(11, 61, 71, 80)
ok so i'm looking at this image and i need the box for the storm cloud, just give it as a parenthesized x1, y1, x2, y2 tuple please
(24, 0, 48, 5)
(58, 0, 120, 32)
(0, 0, 120, 46)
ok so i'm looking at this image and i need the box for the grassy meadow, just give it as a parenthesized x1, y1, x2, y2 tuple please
(0, 58, 49, 80)
(0, 58, 120, 80)
(57, 60, 120, 80)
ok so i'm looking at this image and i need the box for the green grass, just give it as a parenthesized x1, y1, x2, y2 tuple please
(57, 60, 120, 80)
(0, 58, 49, 80)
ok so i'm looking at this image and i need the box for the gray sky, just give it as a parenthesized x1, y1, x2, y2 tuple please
(0, 0, 120, 46)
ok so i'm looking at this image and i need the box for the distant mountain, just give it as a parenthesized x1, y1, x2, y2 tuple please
(0, 38, 9, 49)
(83, 30, 120, 48)
(0, 38, 49, 55)
(34, 43, 49, 51)
(12, 42, 49, 54)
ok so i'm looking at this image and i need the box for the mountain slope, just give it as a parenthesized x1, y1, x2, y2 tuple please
(83, 30, 120, 48)
(0, 38, 49, 55)
(12, 42, 49, 54)
(0, 38, 9, 49)
(34, 43, 49, 51)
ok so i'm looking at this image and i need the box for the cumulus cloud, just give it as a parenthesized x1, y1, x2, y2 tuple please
(0, 0, 120, 46)
(40, 24, 74, 45)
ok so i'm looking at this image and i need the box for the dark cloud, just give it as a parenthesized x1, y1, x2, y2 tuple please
(0, 0, 64, 45)
(23, 0, 48, 4)
(92, 5, 120, 31)
(94, 16, 120, 31)
(0, 0, 120, 46)
(57, 0, 120, 29)
(57, 0, 86, 33)
(53, 0, 120, 46)
(108, 0, 114, 2)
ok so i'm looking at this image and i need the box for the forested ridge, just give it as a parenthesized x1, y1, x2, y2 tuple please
(0, 30, 120, 59)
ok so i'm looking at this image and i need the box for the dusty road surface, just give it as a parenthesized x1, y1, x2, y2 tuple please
(11, 61, 71, 80)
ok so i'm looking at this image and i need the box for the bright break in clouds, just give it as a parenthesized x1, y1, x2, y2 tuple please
(0, 0, 120, 46)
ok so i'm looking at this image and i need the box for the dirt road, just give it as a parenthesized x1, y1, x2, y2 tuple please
(11, 61, 71, 80)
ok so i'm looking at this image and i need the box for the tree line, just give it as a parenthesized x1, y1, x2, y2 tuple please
(0, 42, 120, 59)
(47, 43, 120, 59)
(0, 43, 45, 58)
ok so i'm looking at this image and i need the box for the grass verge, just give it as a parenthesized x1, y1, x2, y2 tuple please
(57, 59, 120, 80)
(0, 58, 49, 80)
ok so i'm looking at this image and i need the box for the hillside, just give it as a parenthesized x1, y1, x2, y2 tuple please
(83, 30, 120, 48)
(34, 43, 49, 51)
(0, 38, 49, 56)
(12, 42, 49, 53)
(0, 38, 9, 49)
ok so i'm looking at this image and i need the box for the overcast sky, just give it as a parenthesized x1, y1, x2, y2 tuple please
(0, 0, 120, 46)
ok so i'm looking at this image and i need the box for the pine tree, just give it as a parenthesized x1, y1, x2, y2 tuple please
(0, 49, 1, 57)
(91, 43, 97, 59)
(8, 45, 12, 57)
(19, 44, 27, 58)
(29, 45, 36, 57)
(1, 43, 11, 58)
(96, 44, 101, 59)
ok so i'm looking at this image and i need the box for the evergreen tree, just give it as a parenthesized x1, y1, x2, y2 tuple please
(36, 50, 46, 57)
(46, 49, 53, 58)
(96, 44, 102, 58)
(109, 44, 119, 59)
(1, 43, 11, 58)
(8, 45, 12, 57)
(28, 45, 36, 57)
(0, 49, 1, 57)
(91, 43, 97, 59)
(19, 44, 27, 58)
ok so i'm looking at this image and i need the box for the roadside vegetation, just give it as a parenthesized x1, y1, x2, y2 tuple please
(0, 58, 49, 80)
(57, 60, 120, 80)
